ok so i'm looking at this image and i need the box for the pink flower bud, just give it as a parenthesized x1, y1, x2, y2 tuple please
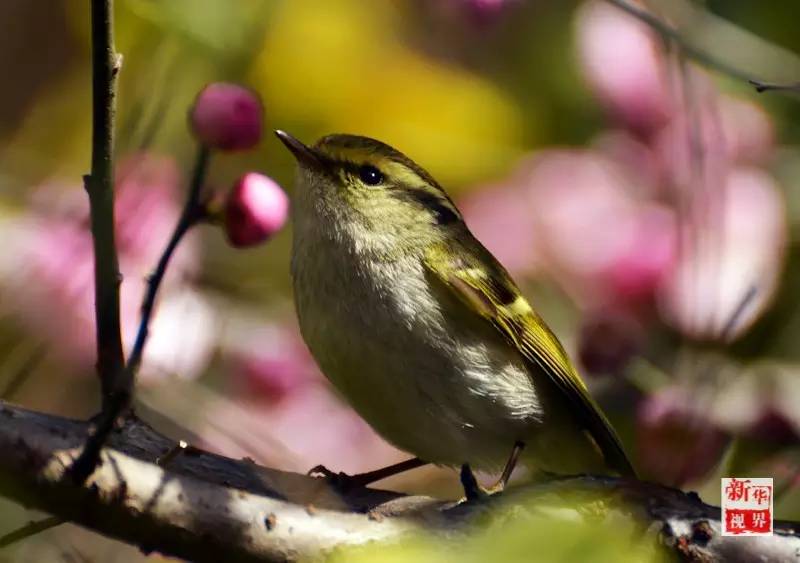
(224, 173, 289, 248)
(190, 83, 263, 151)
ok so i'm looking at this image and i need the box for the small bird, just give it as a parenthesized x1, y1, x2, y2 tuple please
(276, 130, 635, 493)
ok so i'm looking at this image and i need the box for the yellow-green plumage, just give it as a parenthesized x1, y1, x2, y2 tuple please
(424, 243, 634, 477)
(279, 131, 635, 479)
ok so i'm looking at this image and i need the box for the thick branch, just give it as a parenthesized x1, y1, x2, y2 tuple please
(83, 0, 125, 406)
(0, 402, 798, 562)
(0, 402, 427, 561)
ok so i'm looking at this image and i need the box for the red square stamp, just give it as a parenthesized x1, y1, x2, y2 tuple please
(721, 477, 773, 536)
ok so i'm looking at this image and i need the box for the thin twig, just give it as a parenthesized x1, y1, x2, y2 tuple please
(68, 145, 211, 484)
(749, 79, 800, 95)
(66, 0, 125, 485)
(83, 0, 125, 408)
(720, 285, 758, 342)
(0, 344, 44, 400)
(0, 516, 64, 549)
(156, 440, 190, 467)
(602, 0, 756, 84)
(127, 145, 210, 374)
(608, 1, 800, 99)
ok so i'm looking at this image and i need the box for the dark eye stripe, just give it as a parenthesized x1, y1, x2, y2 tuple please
(395, 189, 460, 225)
(326, 157, 459, 225)
(337, 161, 370, 179)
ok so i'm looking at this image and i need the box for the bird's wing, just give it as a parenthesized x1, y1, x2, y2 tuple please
(424, 241, 636, 477)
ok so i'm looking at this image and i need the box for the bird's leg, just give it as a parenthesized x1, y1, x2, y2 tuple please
(460, 463, 487, 501)
(486, 441, 526, 494)
(308, 457, 427, 490)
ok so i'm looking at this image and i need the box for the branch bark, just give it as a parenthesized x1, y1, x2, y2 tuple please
(0, 401, 797, 562)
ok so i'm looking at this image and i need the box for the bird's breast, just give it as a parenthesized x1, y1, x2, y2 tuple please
(290, 224, 543, 466)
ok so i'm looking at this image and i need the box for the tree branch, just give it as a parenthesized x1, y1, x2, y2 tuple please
(603, 0, 757, 83)
(0, 516, 63, 549)
(69, 146, 211, 485)
(0, 401, 798, 562)
(750, 79, 800, 95)
(83, 0, 125, 408)
(127, 145, 210, 376)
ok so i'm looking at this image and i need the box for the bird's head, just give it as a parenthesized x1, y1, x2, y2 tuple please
(276, 131, 462, 251)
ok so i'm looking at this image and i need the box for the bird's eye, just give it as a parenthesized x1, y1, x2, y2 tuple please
(358, 165, 384, 186)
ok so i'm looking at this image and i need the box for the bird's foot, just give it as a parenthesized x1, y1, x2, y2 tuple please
(308, 464, 363, 491)
(483, 480, 507, 496)
(308, 458, 427, 491)
(460, 464, 490, 502)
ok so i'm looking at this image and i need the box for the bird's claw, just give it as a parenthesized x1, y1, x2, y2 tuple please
(460, 464, 490, 502)
(307, 464, 335, 479)
(307, 464, 357, 490)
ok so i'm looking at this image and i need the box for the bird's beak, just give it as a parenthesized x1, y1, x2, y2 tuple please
(275, 130, 323, 169)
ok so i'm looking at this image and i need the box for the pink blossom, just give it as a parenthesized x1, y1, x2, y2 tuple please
(459, 174, 542, 277)
(654, 78, 730, 198)
(601, 204, 676, 304)
(198, 384, 405, 476)
(719, 97, 774, 165)
(656, 93, 776, 172)
(190, 83, 263, 151)
(225, 322, 321, 402)
(224, 172, 289, 248)
(462, 149, 678, 309)
(592, 130, 663, 195)
(575, 0, 671, 132)
(658, 167, 786, 342)
(0, 153, 211, 381)
(207, 315, 409, 475)
(525, 150, 676, 307)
